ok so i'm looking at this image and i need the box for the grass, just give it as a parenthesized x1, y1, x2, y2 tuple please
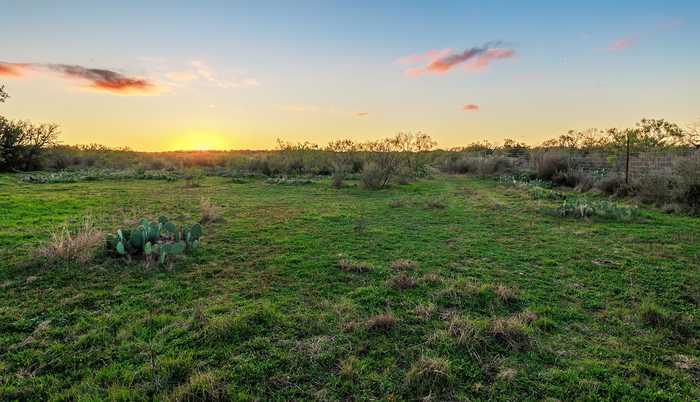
(0, 173, 699, 400)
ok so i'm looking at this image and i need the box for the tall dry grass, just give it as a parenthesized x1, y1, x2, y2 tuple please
(37, 216, 104, 264)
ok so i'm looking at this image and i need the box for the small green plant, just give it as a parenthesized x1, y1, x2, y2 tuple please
(106, 216, 202, 264)
(553, 199, 638, 220)
(264, 177, 314, 185)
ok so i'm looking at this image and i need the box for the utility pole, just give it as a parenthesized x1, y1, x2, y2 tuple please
(625, 132, 630, 184)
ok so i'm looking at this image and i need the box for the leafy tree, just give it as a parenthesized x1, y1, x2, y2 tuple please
(0, 87, 59, 171)
(0, 85, 8, 103)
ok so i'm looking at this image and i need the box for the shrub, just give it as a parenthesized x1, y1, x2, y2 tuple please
(330, 173, 344, 189)
(0, 116, 59, 171)
(199, 198, 223, 224)
(366, 314, 396, 332)
(596, 175, 626, 196)
(636, 174, 673, 206)
(480, 156, 513, 175)
(533, 151, 570, 181)
(37, 216, 104, 265)
(183, 168, 204, 187)
(361, 161, 388, 189)
(674, 157, 700, 211)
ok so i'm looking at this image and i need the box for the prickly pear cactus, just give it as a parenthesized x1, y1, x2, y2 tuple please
(107, 216, 203, 265)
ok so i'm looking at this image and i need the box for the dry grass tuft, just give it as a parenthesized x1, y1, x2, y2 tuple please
(37, 216, 104, 265)
(496, 368, 517, 382)
(494, 284, 520, 305)
(447, 316, 483, 348)
(337, 258, 372, 273)
(366, 313, 396, 332)
(405, 356, 452, 395)
(488, 313, 533, 348)
(414, 303, 436, 320)
(425, 198, 447, 209)
(391, 259, 418, 271)
(200, 197, 224, 224)
(168, 370, 227, 401)
(388, 273, 417, 290)
(388, 199, 404, 208)
(420, 273, 442, 286)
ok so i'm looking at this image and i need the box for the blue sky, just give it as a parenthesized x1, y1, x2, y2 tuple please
(1, 1, 699, 150)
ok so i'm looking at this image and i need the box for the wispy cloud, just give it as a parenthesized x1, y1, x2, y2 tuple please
(462, 104, 479, 112)
(657, 18, 684, 30)
(0, 61, 157, 94)
(176, 60, 259, 89)
(607, 36, 638, 52)
(400, 42, 515, 76)
(354, 112, 369, 117)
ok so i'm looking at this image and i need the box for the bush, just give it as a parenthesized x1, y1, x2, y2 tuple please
(596, 175, 626, 196)
(636, 174, 673, 205)
(1, 112, 59, 172)
(361, 162, 388, 189)
(533, 151, 570, 181)
(480, 156, 513, 175)
(674, 157, 700, 211)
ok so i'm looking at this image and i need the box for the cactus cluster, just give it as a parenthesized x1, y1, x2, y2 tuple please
(107, 216, 202, 264)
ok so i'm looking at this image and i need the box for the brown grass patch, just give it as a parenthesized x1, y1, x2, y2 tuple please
(447, 316, 483, 348)
(388, 273, 417, 290)
(200, 197, 224, 224)
(337, 258, 372, 273)
(493, 284, 520, 305)
(391, 259, 418, 271)
(488, 312, 535, 348)
(366, 313, 396, 332)
(414, 303, 436, 320)
(37, 216, 104, 265)
(405, 356, 452, 395)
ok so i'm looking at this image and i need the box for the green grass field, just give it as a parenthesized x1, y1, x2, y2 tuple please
(1, 174, 698, 401)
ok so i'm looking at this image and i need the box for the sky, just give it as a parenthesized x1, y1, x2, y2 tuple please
(1, 0, 699, 151)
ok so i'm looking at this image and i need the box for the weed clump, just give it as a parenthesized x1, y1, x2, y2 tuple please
(199, 197, 223, 224)
(493, 284, 520, 305)
(405, 356, 452, 396)
(38, 216, 104, 265)
(391, 259, 418, 271)
(488, 311, 536, 349)
(426, 198, 447, 209)
(388, 273, 417, 290)
(168, 370, 227, 401)
(337, 259, 372, 273)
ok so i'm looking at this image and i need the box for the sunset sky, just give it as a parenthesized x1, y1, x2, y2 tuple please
(1, 1, 699, 151)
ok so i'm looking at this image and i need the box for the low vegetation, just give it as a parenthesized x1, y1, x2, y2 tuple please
(1, 162, 699, 400)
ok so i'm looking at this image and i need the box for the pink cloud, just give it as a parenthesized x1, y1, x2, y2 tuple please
(0, 61, 157, 94)
(463, 104, 479, 112)
(400, 43, 515, 76)
(607, 36, 638, 52)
